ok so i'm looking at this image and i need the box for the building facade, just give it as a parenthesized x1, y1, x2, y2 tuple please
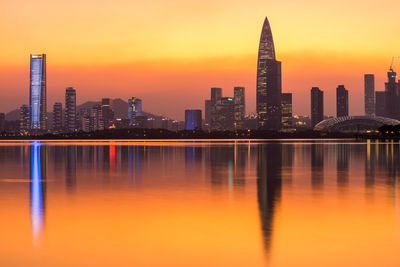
(65, 87, 77, 132)
(281, 93, 292, 128)
(128, 97, 142, 127)
(204, 100, 212, 125)
(53, 102, 63, 133)
(364, 74, 375, 116)
(336, 85, 349, 117)
(185, 110, 202, 130)
(385, 69, 398, 119)
(101, 98, 114, 129)
(234, 87, 245, 129)
(256, 17, 282, 130)
(375, 91, 386, 117)
(29, 54, 47, 131)
(311, 87, 324, 128)
(20, 105, 30, 134)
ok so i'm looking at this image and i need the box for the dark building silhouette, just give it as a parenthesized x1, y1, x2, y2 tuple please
(52, 102, 62, 133)
(101, 98, 114, 128)
(257, 17, 282, 130)
(336, 85, 349, 117)
(185, 110, 202, 130)
(385, 69, 398, 119)
(210, 87, 222, 130)
(29, 54, 47, 132)
(234, 87, 245, 129)
(19, 105, 30, 134)
(375, 91, 386, 117)
(65, 87, 77, 132)
(0, 113, 5, 132)
(364, 74, 375, 116)
(311, 87, 324, 128)
(204, 100, 212, 124)
(281, 93, 292, 128)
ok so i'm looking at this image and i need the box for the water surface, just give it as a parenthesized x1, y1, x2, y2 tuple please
(0, 140, 399, 266)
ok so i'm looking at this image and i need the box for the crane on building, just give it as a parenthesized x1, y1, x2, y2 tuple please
(390, 56, 399, 72)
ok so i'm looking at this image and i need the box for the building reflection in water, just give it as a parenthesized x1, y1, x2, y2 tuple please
(30, 142, 46, 242)
(311, 143, 324, 191)
(336, 143, 349, 190)
(257, 144, 282, 255)
(66, 146, 77, 192)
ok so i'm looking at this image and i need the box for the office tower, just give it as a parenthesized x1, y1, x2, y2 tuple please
(20, 105, 30, 134)
(311, 87, 324, 128)
(65, 87, 77, 132)
(185, 110, 202, 130)
(128, 97, 142, 127)
(29, 54, 47, 131)
(215, 97, 235, 131)
(257, 17, 282, 130)
(0, 113, 5, 132)
(79, 109, 90, 132)
(52, 102, 62, 133)
(375, 91, 386, 117)
(234, 87, 245, 129)
(364, 74, 375, 116)
(385, 69, 398, 119)
(90, 105, 104, 131)
(281, 93, 292, 128)
(210, 87, 222, 130)
(336, 85, 349, 117)
(101, 98, 114, 128)
(205, 100, 212, 124)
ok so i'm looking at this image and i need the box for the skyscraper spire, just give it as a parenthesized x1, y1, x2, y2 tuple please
(258, 17, 276, 61)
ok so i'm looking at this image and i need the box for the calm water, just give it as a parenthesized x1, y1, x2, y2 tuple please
(0, 140, 399, 266)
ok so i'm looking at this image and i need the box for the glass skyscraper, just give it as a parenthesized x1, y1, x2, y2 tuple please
(29, 54, 47, 131)
(128, 97, 142, 127)
(185, 110, 202, 130)
(256, 17, 282, 130)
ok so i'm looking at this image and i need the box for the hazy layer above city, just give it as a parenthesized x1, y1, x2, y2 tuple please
(0, 0, 399, 120)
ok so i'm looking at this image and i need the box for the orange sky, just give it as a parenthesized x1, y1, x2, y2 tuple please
(0, 0, 399, 119)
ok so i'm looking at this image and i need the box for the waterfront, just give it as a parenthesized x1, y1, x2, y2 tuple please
(0, 140, 399, 266)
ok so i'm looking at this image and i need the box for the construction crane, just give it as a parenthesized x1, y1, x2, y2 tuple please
(390, 56, 399, 72)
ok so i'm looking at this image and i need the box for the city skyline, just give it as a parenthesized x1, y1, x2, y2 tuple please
(1, 0, 400, 120)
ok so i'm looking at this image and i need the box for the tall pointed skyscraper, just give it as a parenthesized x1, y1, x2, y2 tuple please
(257, 17, 282, 130)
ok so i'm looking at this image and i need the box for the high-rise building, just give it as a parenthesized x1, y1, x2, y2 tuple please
(256, 17, 282, 130)
(364, 74, 375, 116)
(375, 91, 386, 117)
(90, 105, 104, 131)
(311, 87, 324, 128)
(128, 97, 142, 127)
(29, 54, 47, 131)
(185, 110, 202, 130)
(101, 98, 114, 128)
(336, 85, 349, 117)
(281, 93, 292, 128)
(204, 100, 212, 124)
(234, 87, 245, 129)
(215, 97, 235, 131)
(52, 102, 63, 133)
(20, 105, 30, 134)
(385, 69, 398, 119)
(0, 113, 5, 132)
(210, 87, 222, 130)
(65, 87, 77, 132)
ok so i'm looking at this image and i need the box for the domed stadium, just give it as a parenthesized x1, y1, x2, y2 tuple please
(314, 116, 400, 132)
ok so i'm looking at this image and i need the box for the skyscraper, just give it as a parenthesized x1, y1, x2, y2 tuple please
(20, 105, 30, 134)
(210, 87, 222, 130)
(52, 102, 62, 133)
(375, 91, 386, 117)
(281, 93, 292, 128)
(311, 87, 324, 128)
(364, 74, 375, 116)
(257, 17, 282, 130)
(234, 87, 245, 129)
(65, 87, 77, 132)
(204, 100, 212, 124)
(215, 97, 235, 131)
(29, 54, 47, 131)
(385, 69, 398, 119)
(185, 110, 202, 130)
(101, 98, 114, 128)
(336, 85, 349, 117)
(128, 97, 142, 127)
(0, 113, 5, 132)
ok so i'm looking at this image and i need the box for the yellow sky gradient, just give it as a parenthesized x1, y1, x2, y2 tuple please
(0, 0, 399, 119)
